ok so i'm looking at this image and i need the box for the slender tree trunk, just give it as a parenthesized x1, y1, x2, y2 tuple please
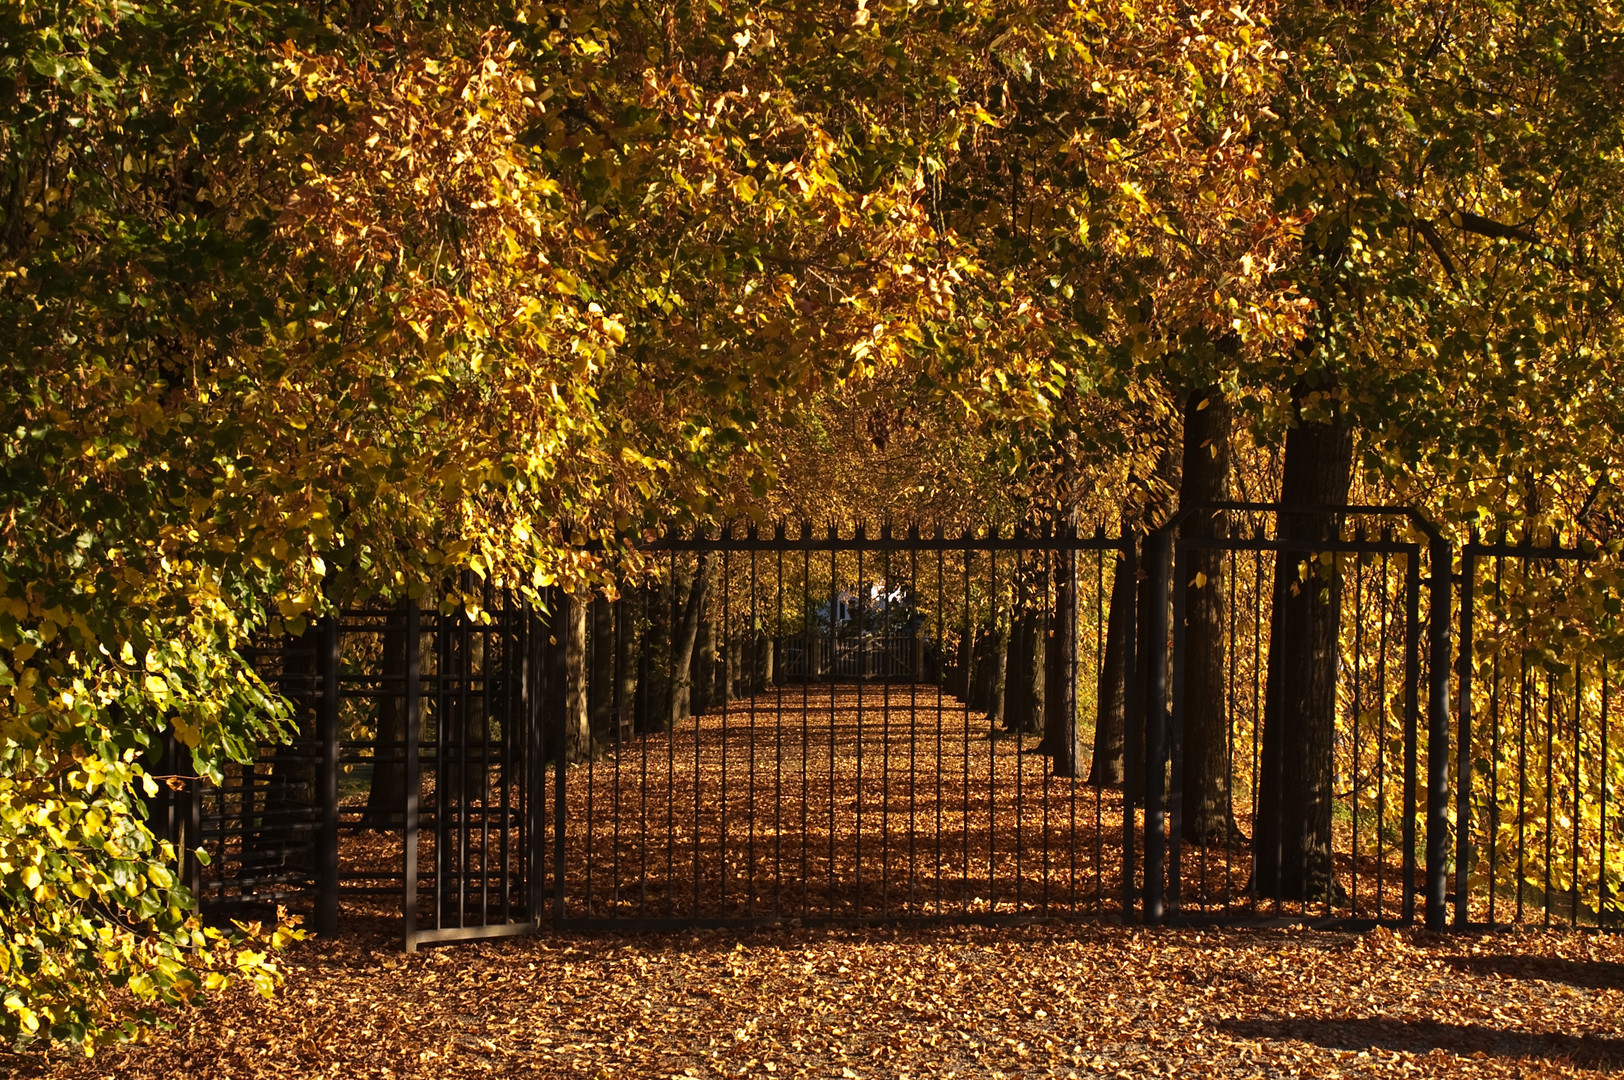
(589, 597, 615, 741)
(1047, 550, 1083, 776)
(365, 611, 409, 828)
(952, 624, 973, 700)
(563, 594, 592, 763)
(1087, 549, 1134, 786)
(1253, 393, 1354, 903)
(615, 595, 638, 743)
(670, 556, 708, 724)
(1005, 600, 1045, 736)
(692, 622, 715, 716)
(753, 629, 773, 691)
(1178, 385, 1239, 845)
(986, 624, 1009, 729)
(725, 630, 742, 702)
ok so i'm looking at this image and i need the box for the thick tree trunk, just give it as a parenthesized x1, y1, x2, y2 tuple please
(365, 611, 409, 828)
(563, 594, 592, 764)
(692, 622, 715, 716)
(951, 625, 973, 700)
(1047, 550, 1083, 776)
(1178, 386, 1239, 845)
(670, 557, 708, 725)
(589, 597, 615, 740)
(985, 624, 1009, 729)
(1252, 394, 1354, 904)
(752, 630, 774, 692)
(1087, 549, 1134, 787)
(1003, 601, 1045, 736)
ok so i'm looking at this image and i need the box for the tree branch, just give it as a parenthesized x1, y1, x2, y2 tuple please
(1454, 211, 1541, 245)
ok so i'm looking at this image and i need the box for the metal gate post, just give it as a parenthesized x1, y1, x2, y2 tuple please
(1167, 540, 1187, 921)
(1143, 528, 1172, 925)
(552, 588, 569, 930)
(1425, 535, 1454, 930)
(315, 615, 341, 934)
(1120, 538, 1139, 920)
(1453, 541, 1476, 929)
(402, 601, 422, 950)
(526, 598, 547, 923)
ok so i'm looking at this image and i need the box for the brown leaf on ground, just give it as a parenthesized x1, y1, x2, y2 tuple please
(18, 923, 1624, 1079)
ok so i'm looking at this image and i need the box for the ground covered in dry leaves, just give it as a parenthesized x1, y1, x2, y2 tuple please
(18, 921, 1624, 1079)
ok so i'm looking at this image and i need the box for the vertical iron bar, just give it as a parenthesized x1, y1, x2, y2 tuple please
(1455, 550, 1476, 927)
(526, 600, 546, 923)
(1168, 540, 1187, 920)
(1143, 529, 1171, 925)
(406, 597, 425, 954)
(1425, 536, 1453, 930)
(1120, 537, 1139, 921)
(315, 615, 340, 934)
(552, 588, 568, 929)
(1402, 552, 1421, 924)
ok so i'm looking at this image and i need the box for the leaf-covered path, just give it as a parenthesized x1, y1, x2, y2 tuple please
(25, 923, 1624, 1078)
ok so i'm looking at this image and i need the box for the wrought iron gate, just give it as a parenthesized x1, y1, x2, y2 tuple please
(167, 507, 1624, 945)
(1142, 503, 1452, 929)
(551, 523, 1134, 928)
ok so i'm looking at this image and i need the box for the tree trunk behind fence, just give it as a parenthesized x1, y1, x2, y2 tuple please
(725, 632, 742, 701)
(563, 595, 592, 764)
(1253, 394, 1352, 903)
(1047, 550, 1083, 775)
(590, 597, 615, 741)
(752, 630, 773, 692)
(986, 625, 1008, 729)
(670, 556, 708, 725)
(1088, 549, 1134, 787)
(615, 596, 638, 741)
(1178, 385, 1238, 844)
(1018, 604, 1046, 735)
(693, 622, 715, 716)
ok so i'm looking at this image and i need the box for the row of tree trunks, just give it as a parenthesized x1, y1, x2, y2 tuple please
(1090, 444, 1180, 792)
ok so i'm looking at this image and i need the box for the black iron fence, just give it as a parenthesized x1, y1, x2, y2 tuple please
(152, 509, 1624, 946)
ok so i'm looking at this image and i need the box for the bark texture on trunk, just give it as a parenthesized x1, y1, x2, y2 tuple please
(1178, 386, 1238, 844)
(985, 625, 1009, 728)
(692, 622, 715, 716)
(1003, 602, 1046, 736)
(1047, 550, 1083, 776)
(1087, 549, 1134, 787)
(670, 556, 708, 725)
(1252, 395, 1354, 903)
(563, 593, 592, 764)
(615, 596, 638, 742)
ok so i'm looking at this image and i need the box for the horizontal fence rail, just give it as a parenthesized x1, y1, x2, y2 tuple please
(150, 512, 1624, 946)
